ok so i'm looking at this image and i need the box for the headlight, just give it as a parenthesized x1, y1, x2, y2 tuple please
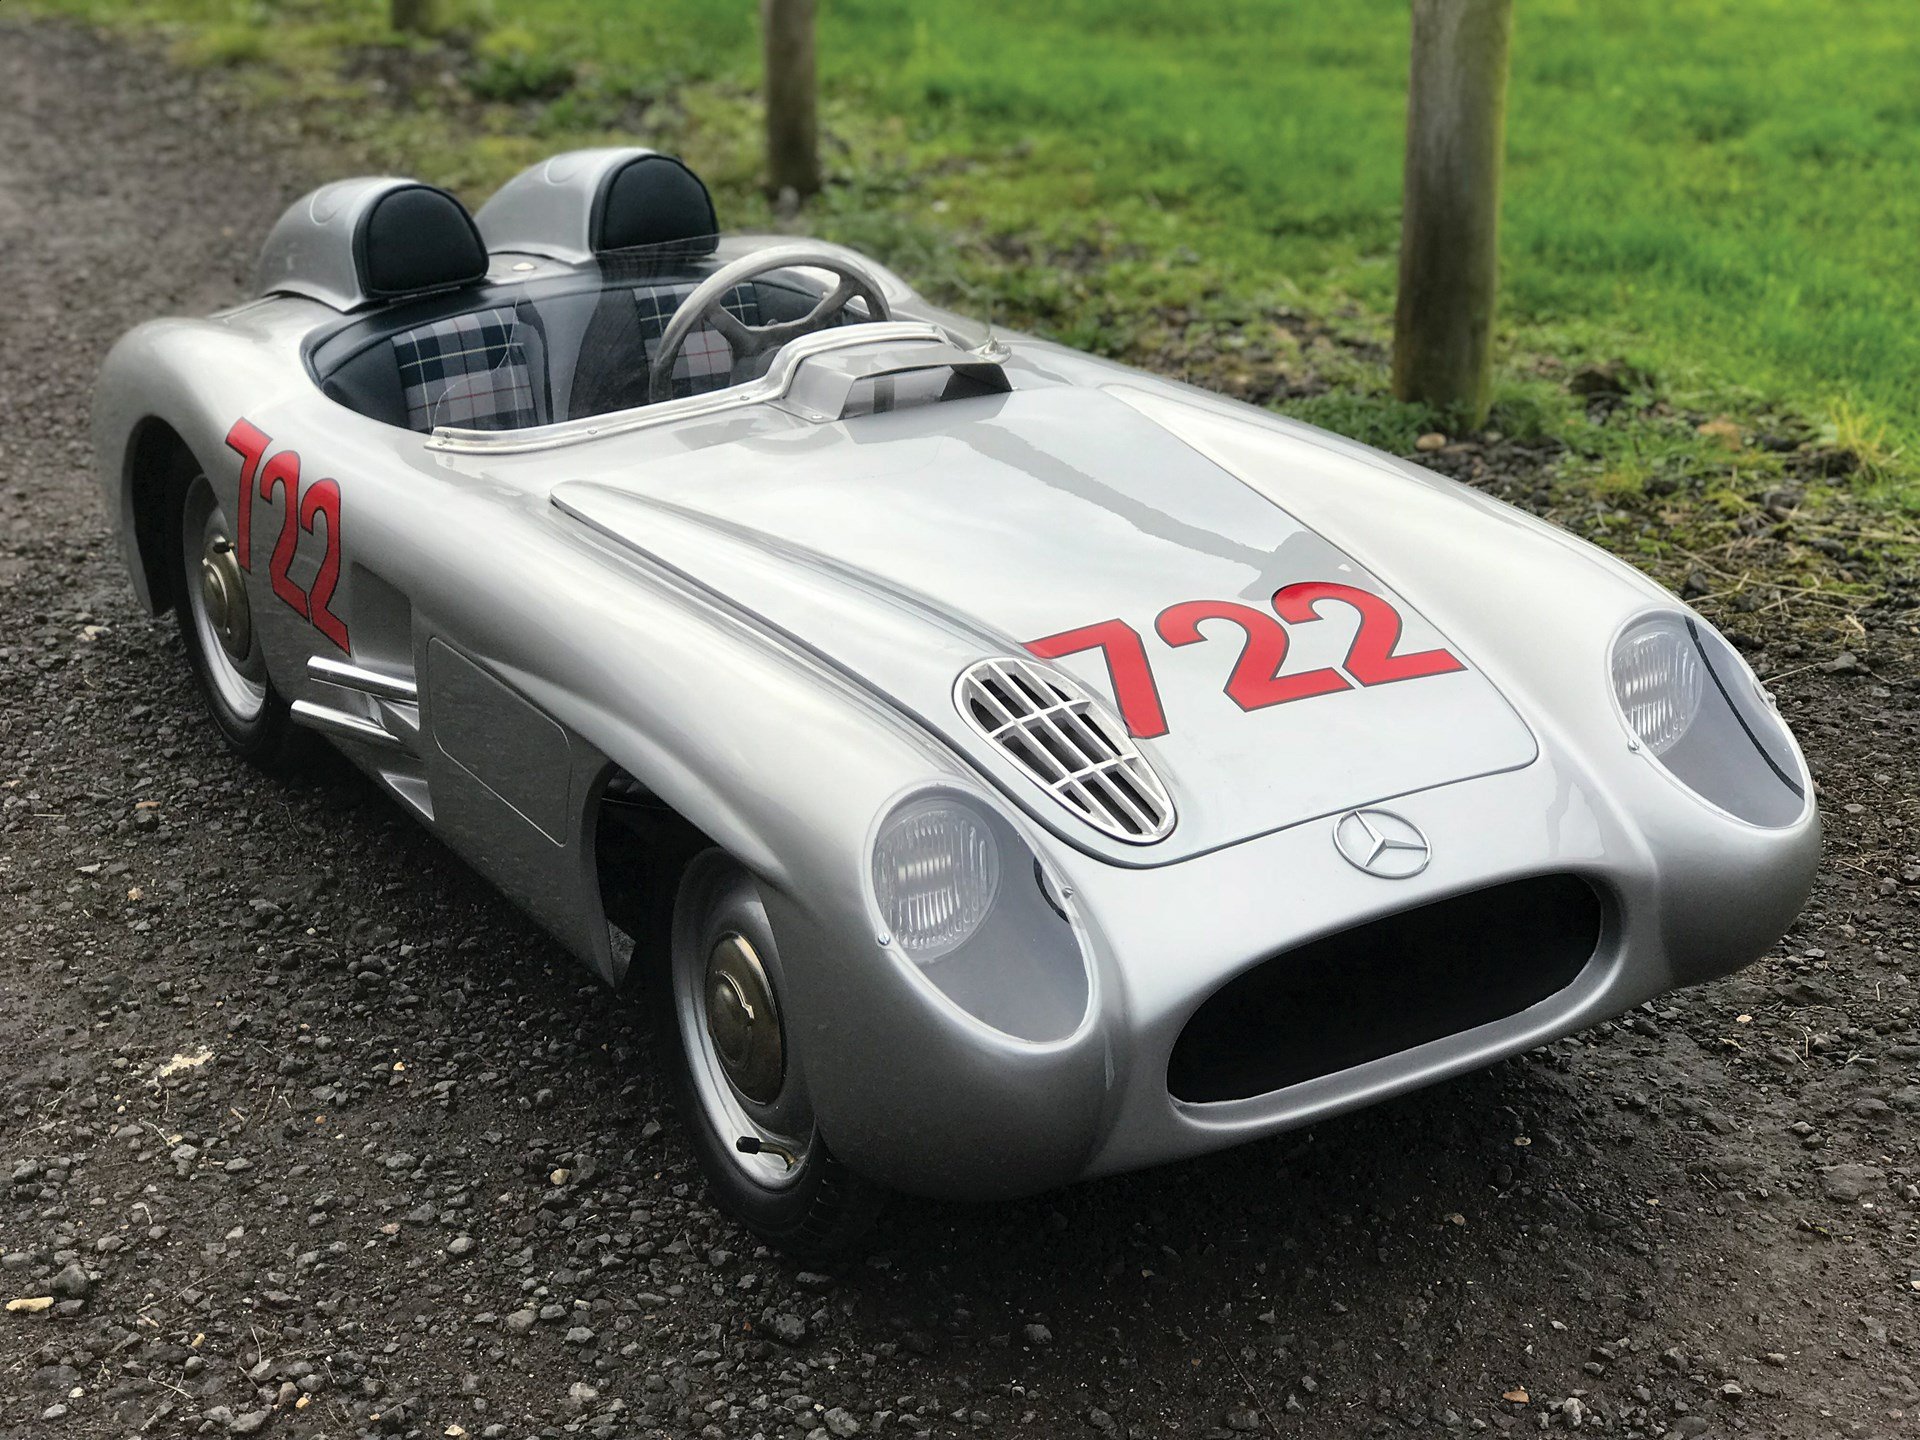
(1609, 611, 1809, 827)
(868, 790, 1091, 1042)
(1611, 614, 1704, 755)
(871, 796, 1001, 963)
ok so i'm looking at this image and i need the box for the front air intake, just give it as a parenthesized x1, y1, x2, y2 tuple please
(955, 656, 1175, 844)
(1168, 874, 1604, 1103)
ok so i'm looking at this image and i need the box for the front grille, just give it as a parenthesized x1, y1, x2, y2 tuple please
(1168, 874, 1603, 1103)
(954, 656, 1175, 844)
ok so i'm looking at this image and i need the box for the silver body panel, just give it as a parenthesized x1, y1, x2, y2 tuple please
(254, 175, 423, 310)
(472, 146, 662, 262)
(92, 233, 1820, 1200)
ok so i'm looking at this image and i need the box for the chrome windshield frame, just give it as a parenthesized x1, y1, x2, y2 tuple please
(423, 321, 959, 455)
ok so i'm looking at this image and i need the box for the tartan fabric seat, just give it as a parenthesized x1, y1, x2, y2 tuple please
(345, 273, 831, 433)
(391, 305, 537, 432)
(631, 282, 764, 400)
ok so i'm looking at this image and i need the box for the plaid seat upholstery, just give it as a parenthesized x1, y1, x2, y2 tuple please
(632, 283, 763, 400)
(392, 306, 537, 432)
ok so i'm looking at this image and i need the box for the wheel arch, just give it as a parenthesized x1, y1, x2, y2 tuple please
(92, 316, 286, 618)
(421, 564, 978, 1002)
(586, 757, 714, 991)
(120, 415, 202, 615)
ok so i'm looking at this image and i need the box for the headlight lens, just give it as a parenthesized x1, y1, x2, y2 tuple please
(872, 796, 1001, 963)
(1611, 615, 1704, 755)
(1610, 611, 1808, 827)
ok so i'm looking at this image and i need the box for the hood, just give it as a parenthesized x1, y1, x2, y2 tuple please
(553, 385, 1537, 864)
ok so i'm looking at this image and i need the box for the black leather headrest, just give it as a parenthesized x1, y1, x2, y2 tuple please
(591, 154, 718, 253)
(354, 183, 489, 300)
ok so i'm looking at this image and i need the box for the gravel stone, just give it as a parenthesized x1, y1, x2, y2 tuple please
(1821, 1164, 1886, 1201)
(48, 1262, 90, 1298)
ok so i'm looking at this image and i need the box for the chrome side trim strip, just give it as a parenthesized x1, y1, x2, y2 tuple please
(308, 655, 419, 705)
(291, 700, 409, 752)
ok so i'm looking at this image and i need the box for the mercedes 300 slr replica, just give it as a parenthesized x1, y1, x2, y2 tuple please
(94, 148, 1820, 1249)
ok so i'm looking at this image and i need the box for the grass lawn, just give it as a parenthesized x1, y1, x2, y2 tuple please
(23, 0, 1920, 513)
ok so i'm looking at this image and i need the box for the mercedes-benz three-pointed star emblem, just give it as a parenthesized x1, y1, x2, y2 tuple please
(1332, 809, 1431, 879)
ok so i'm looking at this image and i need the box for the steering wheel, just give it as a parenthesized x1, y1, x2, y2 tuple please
(647, 245, 893, 404)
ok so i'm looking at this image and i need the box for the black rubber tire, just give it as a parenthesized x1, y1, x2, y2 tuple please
(656, 852, 887, 1255)
(164, 454, 306, 772)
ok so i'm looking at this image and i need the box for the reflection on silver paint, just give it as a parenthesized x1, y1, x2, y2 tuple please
(92, 220, 1821, 1203)
(474, 146, 664, 263)
(255, 176, 439, 311)
(428, 640, 571, 843)
(550, 385, 1539, 863)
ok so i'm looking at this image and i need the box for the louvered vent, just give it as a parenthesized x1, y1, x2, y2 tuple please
(954, 656, 1175, 844)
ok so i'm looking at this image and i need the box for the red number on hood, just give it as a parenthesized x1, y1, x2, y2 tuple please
(1026, 618, 1169, 739)
(1271, 581, 1465, 686)
(1155, 600, 1349, 710)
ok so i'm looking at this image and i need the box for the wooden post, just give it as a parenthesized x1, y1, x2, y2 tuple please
(762, 0, 822, 199)
(1391, 0, 1512, 428)
(390, 0, 438, 35)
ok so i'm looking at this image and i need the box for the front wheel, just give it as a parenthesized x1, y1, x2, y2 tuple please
(167, 458, 304, 769)
(661, 851, 885, 1254)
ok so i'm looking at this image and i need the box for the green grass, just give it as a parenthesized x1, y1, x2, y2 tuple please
(26, 0, 1920, 512)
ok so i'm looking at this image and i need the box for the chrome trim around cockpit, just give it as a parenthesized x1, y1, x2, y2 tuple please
(423, 321, 967, 455)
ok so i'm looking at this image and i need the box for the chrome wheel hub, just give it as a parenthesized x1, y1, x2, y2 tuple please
(179, 474, 268, 724)
(705, 933, 784, 1105)
(670, 859, 813, 1191)
(199, 537, 251, 662)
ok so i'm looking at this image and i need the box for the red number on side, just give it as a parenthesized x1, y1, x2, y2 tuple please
(298, 477, 350, 652)
(258, 451, 309, 620)
(1154, 599, 1349, 710)
(1271, 581, 1465, 687)
(1025, 618, 1169, 739)
(223, 419, 271, 572)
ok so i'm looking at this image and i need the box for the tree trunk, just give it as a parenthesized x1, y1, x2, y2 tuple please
(390, 0, 438, 35)
(762, 0, 822, 199)
(1391, 0, 1512, 428)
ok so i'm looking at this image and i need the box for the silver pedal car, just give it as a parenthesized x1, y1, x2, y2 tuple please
(93, 148, 1820, 1250)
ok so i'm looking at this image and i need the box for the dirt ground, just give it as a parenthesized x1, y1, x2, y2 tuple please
(3, 20, 1919, 1440)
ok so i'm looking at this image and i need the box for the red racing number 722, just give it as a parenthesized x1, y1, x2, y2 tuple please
(1025, 583, 1464, 739)
(223, 419, 350, 652)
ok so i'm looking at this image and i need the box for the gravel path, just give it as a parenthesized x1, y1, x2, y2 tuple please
(3, 20, 1918, 1440)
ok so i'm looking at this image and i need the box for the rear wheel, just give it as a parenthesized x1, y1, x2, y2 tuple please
(661, 851, 885, 1254)
(167, 457, 303, 768)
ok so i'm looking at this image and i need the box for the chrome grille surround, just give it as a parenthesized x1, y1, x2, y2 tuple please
(954, 656, 1176, 844)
